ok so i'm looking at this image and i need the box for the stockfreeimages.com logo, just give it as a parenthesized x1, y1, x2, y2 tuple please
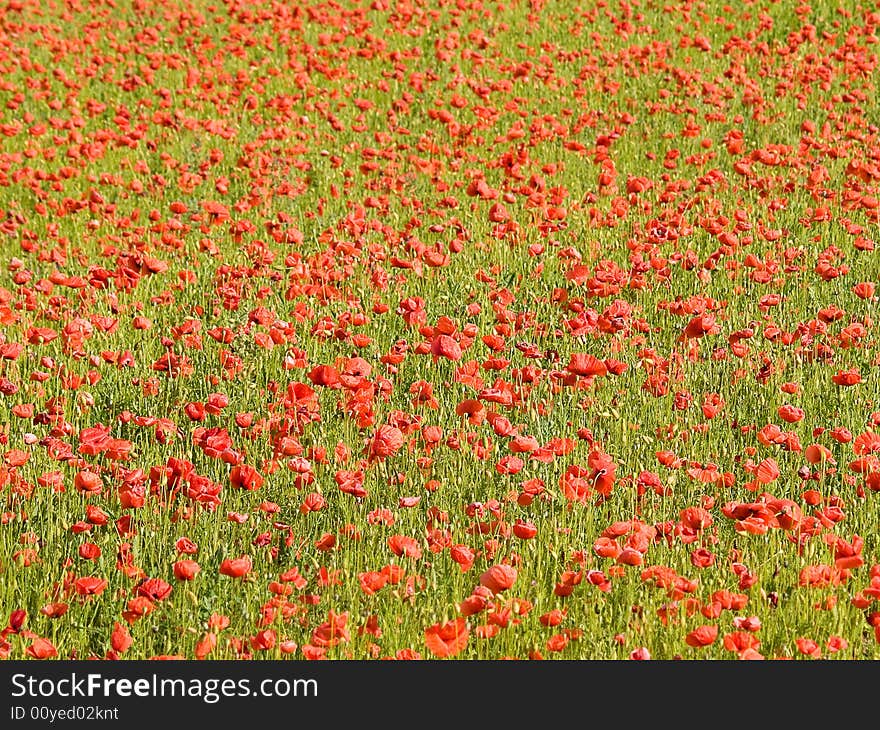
(11, 672, 318, 704)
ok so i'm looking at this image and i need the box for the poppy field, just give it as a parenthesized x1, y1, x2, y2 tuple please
(0, 0, 878, 662)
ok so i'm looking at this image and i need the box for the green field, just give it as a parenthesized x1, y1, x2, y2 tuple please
(0, 0, 879, 660)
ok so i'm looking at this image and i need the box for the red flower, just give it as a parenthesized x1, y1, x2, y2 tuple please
(195, 633, 218, 660)
(311, 611, 350, 648)
(795, 638, 822, 658)
(479, 564, 517, 593)
(616, 548, 643, 566)
(123, 597, 155, 624)
(137, 578, 173, 601)
(588, 450, 617, 496)
(251, 629, 277, 652)
(424, 618, 469, 658)
(430, 334, 462, 361)
(74, 470, 103, 495)
(755, 458, 780, 484)
(854, 431, 880, 455)
(450, 545, 475, 572)
(74, 576, 108, 597)
(455, 399, 486, 425)
(701, 393, 725, 419)
(723, 631, 760, 654)
(40, 603, 68, 619)
(488, 202, 509, 222)
(540, 610, 566, 627)
(220, 556, 253, 578)
(778, 404, 805, 423)
(832, 369, 861, 386)
(111, 622, 133, 654)
(176, 537, 198, 554)
(680, 314, 720, 340)
(173, 560, 201, 581)
(78, 542, 101, 560)
(546, 633, 569, 652)
(7, 609, 26, 633)
(26, 638, 58, 659)
(685, 625, 718, 647)
(512, 519, 538, 539)
(300, 492, 327, 514)
(369, 425, 405, 459)
(566, 353, 607, 377)
(308, 365, 341, 388)
(78, 424, 112, 455)
(230, 464, 264, 491)
(387, 535, 422, 560)
(594, 536, 622, 559)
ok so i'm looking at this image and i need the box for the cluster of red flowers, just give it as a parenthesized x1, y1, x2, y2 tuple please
(0, 0, 878, 660)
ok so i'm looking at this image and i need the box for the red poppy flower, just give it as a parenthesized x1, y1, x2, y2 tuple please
(173, 560, 201, 581)
(450, 545, 476, 572)
(594, 536, 622, 559)
(137, 578, 173, 601)
(251, 629, 277, 652)
(495, 455, 524, 475)
(194, 633, 218, 660)
(755, 458, 780, 484)
(311, 611, 350, 648)
(778, 404, 805, 423)
(488, 202, 510, 222)
(723, 631, 760, 653)
(111, 622, 133, 653)
(566, 353, 607, 377)
(680, 314, 720, 340)
(219, 556, 253, 578)
(796, 638, 822, 658)
(26, 638, 58, 659)
(230, 464, 264, 491)
(737, 648, 764, 660)
(546, 633, 569, 652)
(369, 425, 405, 459)
(690, 548, 715, 568)
(854, 431, 880, 455)
(512, 519, 538, 539)
(74, 470, 103, 495)
(685, 625, 718, 647)
(431, 334, 462, 361)
(424, 618, 469, 658)
(75, 576, 108, 596)
(387, 535, 422, 560)
(308, 365, 341, 388)
(832, 369, 861, 386)
(606, 543, 638, 565)
(587, 450, 617, 495)
(479, 564, 517, 594)
(78, 542, 101, 560)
